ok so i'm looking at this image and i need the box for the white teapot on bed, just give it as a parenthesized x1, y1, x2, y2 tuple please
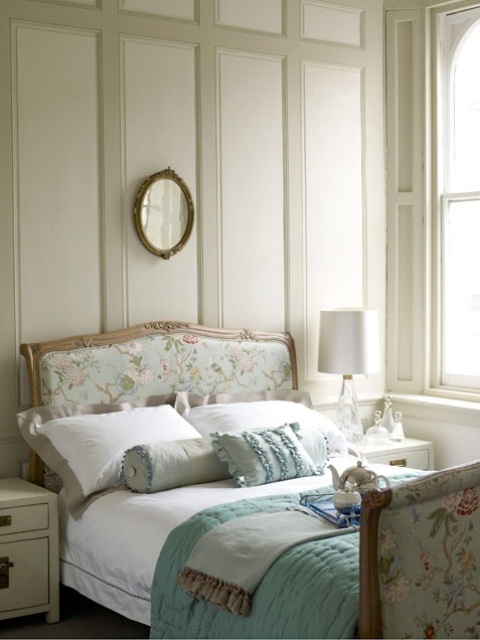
(329, 460, 390, 511)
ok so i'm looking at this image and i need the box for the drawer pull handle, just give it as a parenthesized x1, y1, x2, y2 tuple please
(0, 556, 14, 590)
(390, 458, 407, 467)
(0, 515, 11, 527)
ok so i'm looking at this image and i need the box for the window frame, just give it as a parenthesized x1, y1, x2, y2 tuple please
(430, 0, 480, 400)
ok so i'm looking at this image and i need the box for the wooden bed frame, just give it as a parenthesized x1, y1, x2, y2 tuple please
(19, 320, 480, 638)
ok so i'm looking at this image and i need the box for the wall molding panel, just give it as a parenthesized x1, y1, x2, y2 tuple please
(301, 0, 364, 47)
(11, 20, 103, 340)
(120, 34, 199, 327)
(215, 0, 285, 35)
(119, 0, 198, 23)
(11, 19, 103, 405)
(303, 60, 365, 384)
(216, 49, 286, 330)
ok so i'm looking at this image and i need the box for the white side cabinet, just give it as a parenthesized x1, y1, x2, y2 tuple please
(357, 437, 435, 471)
(0, 478, 59, 623)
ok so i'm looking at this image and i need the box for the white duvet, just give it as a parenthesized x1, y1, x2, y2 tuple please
(58, 457, 404, 626)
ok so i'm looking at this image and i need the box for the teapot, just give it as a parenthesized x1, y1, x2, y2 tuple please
(329, 460, 390, 511)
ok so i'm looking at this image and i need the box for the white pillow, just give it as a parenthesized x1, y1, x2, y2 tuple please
(18, 404, 200, 518)
(183, 400, 348, 461)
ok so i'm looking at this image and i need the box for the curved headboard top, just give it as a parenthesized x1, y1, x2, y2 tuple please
(20, 320, 298, 408)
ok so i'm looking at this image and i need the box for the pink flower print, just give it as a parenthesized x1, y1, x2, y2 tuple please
(137, 368, 154, 385)
(160, 359, 169, 372)
(226, 344, 244, 357)
(124, 365, 154, 386)
(236, 355, 255, 373)
(182, 334, 198, 345)
(126, 341, 143, 356)
(52, 353, 74, 370)
(125, 365, 140, 381)
(424, 624, 435, 638)
(226, 345, 255, 371)
(457, 487, 479, 516)
(65, 365, 86, 387)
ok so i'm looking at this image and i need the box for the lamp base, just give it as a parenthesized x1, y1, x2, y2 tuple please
(336, 375, 364, 443)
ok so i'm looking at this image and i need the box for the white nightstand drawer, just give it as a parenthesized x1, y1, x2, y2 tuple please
(0, 504, 49, 536)
(358, 437, 434, 471)
(368, 449, 430, 470)
(0, 538, 49, 613)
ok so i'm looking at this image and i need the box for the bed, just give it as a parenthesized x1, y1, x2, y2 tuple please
(17, 321, 480, 639)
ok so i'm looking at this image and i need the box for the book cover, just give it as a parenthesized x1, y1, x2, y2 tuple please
(306, 500, 360, 528)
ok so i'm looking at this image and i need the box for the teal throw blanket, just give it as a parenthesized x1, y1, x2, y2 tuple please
(150, 491, 360, 639)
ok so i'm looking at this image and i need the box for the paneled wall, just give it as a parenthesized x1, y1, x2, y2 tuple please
(0, 0, 386, 477)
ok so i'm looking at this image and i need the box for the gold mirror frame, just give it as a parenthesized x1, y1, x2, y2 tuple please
(134, 167, 194, 259)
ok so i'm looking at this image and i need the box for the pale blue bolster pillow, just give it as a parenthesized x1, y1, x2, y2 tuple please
(211, 422, 327, 488)
(121, 438, 231, 493)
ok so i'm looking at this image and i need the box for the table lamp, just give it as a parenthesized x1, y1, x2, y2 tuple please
(318, 308, 381, 442)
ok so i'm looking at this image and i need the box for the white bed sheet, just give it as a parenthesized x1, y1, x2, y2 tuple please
(58, 457, 405, 626)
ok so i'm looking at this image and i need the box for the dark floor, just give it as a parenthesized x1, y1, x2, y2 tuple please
(0, 585, 150, 639)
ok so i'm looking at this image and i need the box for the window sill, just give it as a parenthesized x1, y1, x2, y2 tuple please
(389, 393, 480, 428)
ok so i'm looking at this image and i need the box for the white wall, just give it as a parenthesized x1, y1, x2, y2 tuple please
(0, 0, 386, 477)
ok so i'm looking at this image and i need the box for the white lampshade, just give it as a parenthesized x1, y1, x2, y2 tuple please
(318, 308, 381, 375)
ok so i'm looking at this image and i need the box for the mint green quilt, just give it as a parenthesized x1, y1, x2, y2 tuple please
(150, 491, 360, 639)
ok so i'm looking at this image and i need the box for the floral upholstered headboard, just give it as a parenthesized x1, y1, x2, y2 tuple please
(20, 320, 298, 484)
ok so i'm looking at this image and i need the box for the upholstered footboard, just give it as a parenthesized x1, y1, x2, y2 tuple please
(359, 459, 480, 639)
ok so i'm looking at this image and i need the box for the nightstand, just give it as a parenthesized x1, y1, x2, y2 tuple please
(0, 478, 59, 623)
(357, 437, 434, 470)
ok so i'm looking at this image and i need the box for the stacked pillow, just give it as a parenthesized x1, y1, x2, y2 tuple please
(18, 391, 347, 515)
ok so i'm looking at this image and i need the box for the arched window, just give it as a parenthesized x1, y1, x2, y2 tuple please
(440, 6, 480, 390)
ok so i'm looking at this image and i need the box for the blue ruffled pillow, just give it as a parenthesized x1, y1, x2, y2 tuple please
(211, 422, 327, 487)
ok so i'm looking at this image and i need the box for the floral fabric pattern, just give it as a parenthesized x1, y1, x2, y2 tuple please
(39, 333, 293, 406)
(377, 463, 480, 638)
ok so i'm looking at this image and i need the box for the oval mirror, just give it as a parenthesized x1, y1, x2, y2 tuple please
(134, 167, 194, 259)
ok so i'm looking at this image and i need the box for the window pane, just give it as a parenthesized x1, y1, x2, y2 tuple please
(451, 21, 480, 192)
(443, 199, 480, 387)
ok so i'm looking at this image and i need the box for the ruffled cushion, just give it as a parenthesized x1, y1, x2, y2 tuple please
(211, 423, 327, 487)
